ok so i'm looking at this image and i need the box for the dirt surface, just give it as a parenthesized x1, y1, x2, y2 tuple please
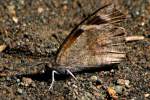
(0, 0, 150, 100)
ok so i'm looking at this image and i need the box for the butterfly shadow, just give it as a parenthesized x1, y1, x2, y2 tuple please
(16, 63, 119, 82)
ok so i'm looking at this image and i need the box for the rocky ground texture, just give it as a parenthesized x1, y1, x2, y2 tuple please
(0, 0, 150, 100)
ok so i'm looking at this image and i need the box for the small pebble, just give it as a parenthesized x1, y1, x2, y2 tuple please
(31, 82, 36, 87)
(17, 88, 23, 94)
(95, 79, 102, 85)
(135, 11, 140, 16)
(114, 85, 123, 94)
(22, 77, 33, 87)
(117, 79, 130, 88)
(124, 80, 130, 88)
(117, 79, 123, 85)
(141, 22, 145, 26)
(12, 16, 18, 23)
(38, 7, 44, 13)
(72, 84, 78, 88)
(144, 93, 150, 98)
(16, 79, 20, 83)
(90, 76, 98, 82)
(0, 44, 7, 53)
(110, 69, 115, 73)
(40, 82, 45, 86)
(107, 87, 118, 99)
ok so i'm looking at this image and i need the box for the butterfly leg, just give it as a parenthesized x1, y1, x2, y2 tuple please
(49, 70, 59, 90)
(66, 69, 77, 81)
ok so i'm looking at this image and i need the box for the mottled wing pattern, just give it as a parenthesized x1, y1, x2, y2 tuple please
(56, 5, 127, 67)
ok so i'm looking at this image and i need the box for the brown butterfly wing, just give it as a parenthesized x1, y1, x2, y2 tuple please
(56, 5, 127, 67)
(57, 23, 126, 66)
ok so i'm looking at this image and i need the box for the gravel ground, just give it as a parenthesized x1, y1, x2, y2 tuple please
(0, 0, 150, 100)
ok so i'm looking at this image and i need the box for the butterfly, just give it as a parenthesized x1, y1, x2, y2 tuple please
(42, 4, 130, 89)
(42, 3, 147, 89)
(6, 4, 144, 89)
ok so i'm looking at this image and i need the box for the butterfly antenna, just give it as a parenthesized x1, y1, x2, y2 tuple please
(49, 70, 59, 90)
